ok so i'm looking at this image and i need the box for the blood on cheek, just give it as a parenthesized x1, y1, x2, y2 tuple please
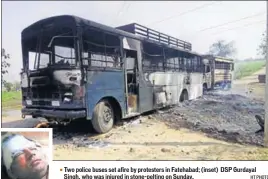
(15, 154, 27, 169)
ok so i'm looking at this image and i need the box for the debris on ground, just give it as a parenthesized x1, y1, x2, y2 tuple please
(154, 90, 265, 146)
(50, 89, 265, 148)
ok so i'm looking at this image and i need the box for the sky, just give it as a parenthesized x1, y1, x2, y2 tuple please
(2, 1, 267, 82)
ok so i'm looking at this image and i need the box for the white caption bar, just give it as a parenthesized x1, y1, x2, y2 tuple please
(50, 161, 268, 179)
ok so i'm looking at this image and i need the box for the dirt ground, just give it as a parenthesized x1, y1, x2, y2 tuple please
(2, 68, 268, 160)
(53, 118, 266, 160)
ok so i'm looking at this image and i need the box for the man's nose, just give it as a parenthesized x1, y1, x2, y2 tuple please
(23, 148, 34, 158)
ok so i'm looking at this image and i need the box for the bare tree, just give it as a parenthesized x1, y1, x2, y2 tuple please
(209, 40, 237, 57)
(1, 48, 11, 85)
(257, 31, 267, 58)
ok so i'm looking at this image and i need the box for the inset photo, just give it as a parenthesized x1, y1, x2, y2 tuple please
(1, 128, 52, 179)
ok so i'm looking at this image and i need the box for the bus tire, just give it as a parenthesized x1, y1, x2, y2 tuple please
(92, 100, 114, 134)
(180, 89, 188, 102)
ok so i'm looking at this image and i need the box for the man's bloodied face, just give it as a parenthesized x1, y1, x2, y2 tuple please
(11, 146, 48, 179)
(2, 134, 48, 179)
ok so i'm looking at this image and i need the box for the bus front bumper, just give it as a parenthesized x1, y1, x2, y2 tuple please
(21, 107, 87, 119)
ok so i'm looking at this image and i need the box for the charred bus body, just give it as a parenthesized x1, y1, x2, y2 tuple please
(21, 16, 86, 122)
(21, 15, 205, 133)
(202, 55, 234, 90)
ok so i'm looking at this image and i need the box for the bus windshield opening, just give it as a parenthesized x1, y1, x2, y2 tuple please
(22, 28, 78, 71)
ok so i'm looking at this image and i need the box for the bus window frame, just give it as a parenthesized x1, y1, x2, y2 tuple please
(81, 26, 123, 71)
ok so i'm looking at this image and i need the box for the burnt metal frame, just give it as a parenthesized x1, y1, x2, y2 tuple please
(21, 27, 83, 107)
(21, 16, 205, 119)
(22, 38, 80, 72)
(215, 61, 232, 70)
(141, 44, 203, 73)
(21, 15, 202, 72)
(117, 23, 192, 51)
(80, 27, 123, 71)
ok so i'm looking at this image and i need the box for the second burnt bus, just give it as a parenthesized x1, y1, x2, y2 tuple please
(20, 15, 204, 133)
(202, 55, 234, 90)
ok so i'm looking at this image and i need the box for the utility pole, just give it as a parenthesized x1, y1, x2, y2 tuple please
(264, 0, 268, 147)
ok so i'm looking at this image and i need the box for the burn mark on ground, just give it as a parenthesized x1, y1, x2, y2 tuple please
(153, 91, 265, 146)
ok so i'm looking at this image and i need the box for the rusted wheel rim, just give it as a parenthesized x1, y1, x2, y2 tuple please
(103, 105, 113, 123)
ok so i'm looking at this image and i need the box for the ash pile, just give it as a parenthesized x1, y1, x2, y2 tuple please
(154, 90, 265, 146)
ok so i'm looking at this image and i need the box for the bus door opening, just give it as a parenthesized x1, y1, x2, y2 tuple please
(125, 50, 138, 114)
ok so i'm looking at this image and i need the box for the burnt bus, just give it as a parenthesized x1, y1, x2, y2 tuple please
(21, 15, 205, 133)
(202, 55, 234, 90)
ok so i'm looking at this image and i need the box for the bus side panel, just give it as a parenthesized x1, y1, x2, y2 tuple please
(148, 71, 186, 106)
(164, 72, 180, 105)
(147, 72, 169, 107)
(143, 71, 203, 105)
(189, 73, 203, 100)
(85, 71, 125, 119)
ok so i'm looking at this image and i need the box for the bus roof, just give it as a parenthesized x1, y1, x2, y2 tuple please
(22, 15, 203, 57)
(203, 54, 234, 63)
(116, 23, 192, 51)
(214, 56, 234, 63)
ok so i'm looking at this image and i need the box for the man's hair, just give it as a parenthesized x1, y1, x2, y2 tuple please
(1, 164, 11, 179)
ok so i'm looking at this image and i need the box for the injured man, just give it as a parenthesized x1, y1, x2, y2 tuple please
(1, 133, 49, 179)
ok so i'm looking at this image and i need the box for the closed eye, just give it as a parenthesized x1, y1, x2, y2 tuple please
(12, 151, 23, 159)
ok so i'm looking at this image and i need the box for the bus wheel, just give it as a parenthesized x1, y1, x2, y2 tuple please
(179, 90, 188, 102)
(92, 100, 114, 134)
